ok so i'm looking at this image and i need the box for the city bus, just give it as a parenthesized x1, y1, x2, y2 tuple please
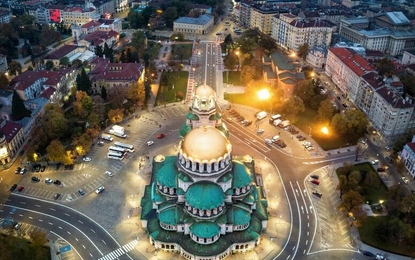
(107, 151, 124, 160)
(114, 142, 135, 153)
(108, 146, 126, 153)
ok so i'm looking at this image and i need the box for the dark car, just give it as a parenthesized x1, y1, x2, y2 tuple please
(385, 156, 393, 163)
(78, 189, 85, 196)
(311, 174, 319, 180)
(53, 180, 61, 185)
(17, 186, 24, 192)
(361, 251, 375, 257)
(53, 193, 61, 200)
(377, 167, 386, 172)
(31, 177, 40, 182)
(312, 191, 322, 198)
(40, 165, 46, 172)
(310, 180, 320, 186)
(9, 184, 17, 192)
(35, 165, 41, 172)
(244, 120, 253, 126)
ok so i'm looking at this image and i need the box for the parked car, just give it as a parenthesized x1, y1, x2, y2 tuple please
(78, 189, 85, 196)
(40, 165, 46, 172)
(83, 157, 92, 162)
(20, 167, 26, 174)
(312, 191, 322, 198)
(45, 178, 53, 184)
(31, 177, 40, 182)
(402, 176, 409, 184)
(105, 171, 113, 177)
(361, 251, 375, 257)
(15, 167, 21, 174)
(157, 133, 166, 139)
(257, 129, 264, 133)
(310, 180, 320, 186)
(377, 167, 386, 172)
(244, 120, 253, 126)
(265, 139, 272, 145)
(95, 186, 105, 194)
(371, 160, 379, 165)
(14, 222, 22, 230)
(411, 190, 415, 195)
(298, 136, 306, 141)
(385, 156, 393, 163)
(311, 174, 319, 180)
(54, 193, 61, 200)
(17, 186, 24, 192)
(147, 141, 154, 146)
(306, 146, 315, 151)
(97, 141, 104, 146)
(272, 135, 280, 142)
(10, 184, 17, 192)
(53, 180, 61, 185)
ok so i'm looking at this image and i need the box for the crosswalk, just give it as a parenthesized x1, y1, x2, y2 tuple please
(98, 239, 139, 260)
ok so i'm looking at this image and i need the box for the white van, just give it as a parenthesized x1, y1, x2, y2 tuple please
(256, 111, 268, 120)
(269, 114, 281, 123)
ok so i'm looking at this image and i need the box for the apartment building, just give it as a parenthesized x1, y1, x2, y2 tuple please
(401, 137, 415, 179)
(0, 120, 25, 165)
(271, 13, 334, 52)
(249, 5, 279, 35)
(62, 5, 100, 26)
(339, 12, 415, 56)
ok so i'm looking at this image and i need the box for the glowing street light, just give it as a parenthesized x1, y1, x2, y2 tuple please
(321, 126, 329, 135)
(258, 89, 272, 114)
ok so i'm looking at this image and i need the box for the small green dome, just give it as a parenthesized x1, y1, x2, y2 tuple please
(185, 181, 224, 210)
(155, 160, 177, 188)
(190, 221, 220, 238)
(209, 113, 222, 120)
(232, 161, 253, 188)
(233, 207, 251, 226)
(179, 123, 192, 137)
(186, 112, 200, 120)
(159, 206, 179, 225)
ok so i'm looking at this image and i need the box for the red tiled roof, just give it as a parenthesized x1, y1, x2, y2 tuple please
(1, 120, 22, 143)
(40, 87, 56, 99)
(97, 18, 116, 25)
(407, 142, 415, 153)
(64, 6, 84, 12)
(365, 49, 385, 57)
(361, 72, 384, 89)
(376, 87, 413, 109)
(282, 13, 297, 18)
(44, 45, 78, 60)
(89, 59, 144, 82)
(329, 47, 374, 76)
(10, 70, 43, 91)
(82, 20, 101, 28)
(83, 30, 118, 43)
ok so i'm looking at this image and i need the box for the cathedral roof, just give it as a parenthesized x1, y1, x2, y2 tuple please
(180, 126, 231, 162)
(190, 221, 220, 238)
(232, 161, 253, 188)
(232, 207, 251, 226)
(185, 181, 224, 210)
(155, 156, 178, 188)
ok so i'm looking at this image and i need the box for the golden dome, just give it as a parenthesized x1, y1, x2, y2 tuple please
(180, 126, 231, 162)
(194, 85, 216, 99)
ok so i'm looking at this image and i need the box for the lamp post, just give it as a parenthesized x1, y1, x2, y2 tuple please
(308, 125, 312, 137)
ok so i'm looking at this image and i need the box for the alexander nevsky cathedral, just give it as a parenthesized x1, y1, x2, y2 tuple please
(140, 85, 269, 260)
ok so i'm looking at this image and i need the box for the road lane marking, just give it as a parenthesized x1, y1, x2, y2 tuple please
(91, 229, 95, 233)
(39, 219, 43, 222)
(35, 204, 41, 207)
(49, 208, 56, 211)
(75, 237, 79, 241)
(64, 213, 70, 216)
(29, 216, 33, 219)
(58, 226, 62, 229)
(82, 244, 86, 249)
(78, 220, 83, 224)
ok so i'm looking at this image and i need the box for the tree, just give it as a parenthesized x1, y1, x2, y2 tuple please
(0, 73, 9, 89)
(376, 58, 396, 77)
(240, 65, 256, 85)
(12, 90, 31, 120)
(101, 86, 108, 100)
(76, 68, 91, 93)
(103, 43, 114, 62)
(41, 104, 68, 140)
(8, 61, 22, 76)
(295, 79, 315, 105)
(257, 34, 277, 54)
(29, 229, 48, 247)
(338, 190, 365, 215)
(162, 7, 178, 28)
(126, 81, 145, 105)
(237, 36, 257, 54)
(59, 56, 70, 67)
(72, 59, 83, 68)
(95, 44, 103, 57)
(108, 108, 124, 123)
(73, 91, 93, 119)
(131, 31, 147, 55)
(317, 99, 335, 122)
(282, 96, 305, 122)
(45, 60, 54, 70)
(46, 139, 65, 163)
(298, 43, 309, 60)
(331, 109, 368, 137)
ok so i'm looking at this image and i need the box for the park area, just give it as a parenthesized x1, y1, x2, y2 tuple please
(155, 71, 189, 105)
(170, 43, 193, 62)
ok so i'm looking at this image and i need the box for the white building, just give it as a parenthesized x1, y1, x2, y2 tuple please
(306, 47, 328, 69)
(62, 5, 100, 26)
(401, 137, 415, 179)
(402, 50, 415, 65)
(173, 14, 214, 35)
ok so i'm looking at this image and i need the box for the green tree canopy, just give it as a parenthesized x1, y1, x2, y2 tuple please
(45, 60, 54, 70)
(12, 90, 31, 120)
(318, 99, 335, 123)
(59, 56, 70, 67)
(298, 43, 309, 60)
(8, 61, 22, 76)
(331, 109, 368, 137)
(131, 31, 147, 55)
(46, 139, 65, 163)
(282, 96, 305, 122)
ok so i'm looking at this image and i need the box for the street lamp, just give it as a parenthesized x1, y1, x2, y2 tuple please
(258, 89, 272, 114)
(308, 125, 312, 137)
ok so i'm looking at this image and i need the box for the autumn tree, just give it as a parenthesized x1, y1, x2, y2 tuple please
(108, 108, 124, 123)
(331, 109, 368, 138)
(8, 61, 22, 76)
(46, 139, 65, 163)
(318, 99, 335, 123)
(295, 79, 315, 106)
(0, 73, 10, 89)
(41, 104, 68, 140)
(73, 91, 93, 119)
(126, 81, 145, 105)
(338, 190, 365, 216)
(298, 43, 309, 60)
(282, 96, 305, 122)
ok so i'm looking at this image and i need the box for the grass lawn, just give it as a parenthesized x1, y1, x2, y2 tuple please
(224, 93, 262, 110)
(146, 42, 162, 60)
(155, 71, 189, 105)
(359, 216, 414, 257)
(170, 43, 193, 61)
(223, 71, 243, 86)
(352, 163, 389, 203)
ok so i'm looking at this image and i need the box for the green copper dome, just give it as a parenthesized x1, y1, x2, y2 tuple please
(233, 207, 251, 226)
(232, 161, 253, 188)
(185, 181, 224, 210)
(190, 221, 220, 238)
(179, 123, 192, 137)
(155, 157, 177, 188)
(186, 112, 200, 120)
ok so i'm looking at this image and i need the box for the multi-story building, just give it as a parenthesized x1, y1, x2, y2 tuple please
(35, 7, 51, 25)
(325, 47, 374, 98)
(88, 57, 145, 94)
(173, 14, 214, 35)
(62, 5, 100, 26)
(115, 0, 128, 12)
(72, 18, 122, 42)
(342, 0, 360, 8)
(401, 136, 415, 179)
(249, 4, 279, 35)
(0, 54, 8, 73)
(43, 45, 82, 68)
(0, 120, 25, 165)
(92, 0, 115, 16)
(271, 13, 334, 52)
(339, 12, 415, 56)
(402, 50, 415, 65)
(140, 85, 268, 260)
(306, 46, 327, 69)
